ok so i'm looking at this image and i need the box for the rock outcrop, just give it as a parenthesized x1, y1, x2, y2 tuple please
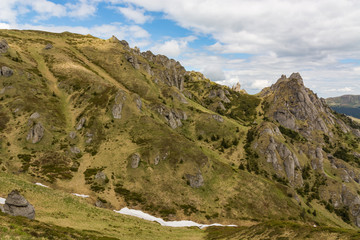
(130, 153, 141, 168)
(211, 114, 224, 123)
(208, 89, 230, 103)
(155, 105, 187, 129)
(29, 112, 40, 119)
(3, 190, 35, 219)
(112, 90, 126, 119)
(76, 117, 86, 130)
(1, 66, 14, 77)
(185, 171, 204, 188)
(70, 146, 81, 154)
(94, 171, 108, 185)
(69, 131, 76, 139)
(0, 40, 9, 53)
(261, 73, 335, 138)
(27, 122, 44, 143)
(44, 43, 53, 50)
(309, 147, 324, 171)
(232, 82, 247, 94)
(134, 95, 142, 110)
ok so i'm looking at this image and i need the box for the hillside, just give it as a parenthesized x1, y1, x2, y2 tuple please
(0, 29, 360, 239)
(326, 95, 360, 118)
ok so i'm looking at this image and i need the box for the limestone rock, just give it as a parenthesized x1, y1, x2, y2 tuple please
(94, 171, 108, 185)
(126, 55, 140, 69)
(134, 95, 142, 110)
(0, 40, 9, 53)
(112, 91, 126, 119)
(3, 190, 35, 219)
(27, 122, 44, 143)
(154, 155, 160, 165)
(131, 153, 141, 168)
(29, 112, 40, 119)
(262, 73, 334, 138)
(339, 185, 360, 227)
(70, 146, 81, 154)
(185, 171, 204, 188)
(69, 131, 76, 139)
(44, 43, 53, 50)
(211, 114, 224, 123)
(120, 40, 130, 49)
(156, 105, 187, 129)
(208, 89, 230, 103)
(141, 52, 185, 90)
(309, 147, 324, 171)
(232, 82, 241, 92)
(95, 199, 106, 208)
(1, 66, 14, 77)
(76, 117, 86, 130)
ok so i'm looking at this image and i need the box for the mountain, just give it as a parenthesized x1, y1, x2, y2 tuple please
(0, 29, 360, 239)
(326, 95, 360, 118)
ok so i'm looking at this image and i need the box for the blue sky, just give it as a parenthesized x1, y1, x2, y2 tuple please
(1, 0, 360, 97)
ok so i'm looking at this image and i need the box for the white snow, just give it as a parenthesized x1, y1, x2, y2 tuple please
(35, 182, 49, 188)
(114, 207, 237, 229)
(0, 197, 5, 205)
(72, 193, 89, 198)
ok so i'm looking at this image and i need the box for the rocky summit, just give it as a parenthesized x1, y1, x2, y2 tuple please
(0, 29, 360, 239)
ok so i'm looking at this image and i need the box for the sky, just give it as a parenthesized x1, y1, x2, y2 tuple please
(1, 0, 360, 98)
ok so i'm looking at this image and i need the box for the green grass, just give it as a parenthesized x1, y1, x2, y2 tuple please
(0, 172, 204, 240)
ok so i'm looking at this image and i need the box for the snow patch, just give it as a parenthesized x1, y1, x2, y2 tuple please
(35, 182, 49, 188)
(114, 207, 237, 229)
(72, 193, 89, 198)
(0, 197, 5, 205)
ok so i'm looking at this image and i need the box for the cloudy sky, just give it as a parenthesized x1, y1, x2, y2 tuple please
(1, 0, 360, 97)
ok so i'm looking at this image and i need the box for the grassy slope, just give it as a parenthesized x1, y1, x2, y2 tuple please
(0, 30, 360, 239)
(0, 172, 203, 240)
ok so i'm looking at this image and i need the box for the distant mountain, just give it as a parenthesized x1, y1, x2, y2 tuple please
(326, 95, 360, 118)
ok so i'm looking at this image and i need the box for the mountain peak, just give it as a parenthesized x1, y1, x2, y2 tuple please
(289, 72, 303, 85)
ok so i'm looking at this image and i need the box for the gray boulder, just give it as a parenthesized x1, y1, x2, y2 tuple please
(112, 91, 126, 119)
(126, 55, 140, 69)
(44, 43, 53, 50)
(0, 40, 9, 53)
(76, 117, 86, 130)
(131, 153, 141, 168)
(69, 131, 77, 139)
(70, 146, 81, 154)
(94, 171, 108, 185)
(208, 89, 230, 103)
(185, 171, 204, 188)
(1, 66, 14, 77)
(156, 105, 187, 129)
(27, 122, 44, 143)
(29, 112, 40, 119)
(134, 95, 142, 110)
(3, 190, 35, 219)
(212, 114, 224, 123)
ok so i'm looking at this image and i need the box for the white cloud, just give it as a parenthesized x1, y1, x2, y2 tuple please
(150, 37, 195, 58)
(28, 0, 67, 19)
(117, 6, 152, 24)
(251, 80, 270, 89)
(0, 23, 11, 29)
(66, 0, 97, 18)
(121, 0, 360, 97)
